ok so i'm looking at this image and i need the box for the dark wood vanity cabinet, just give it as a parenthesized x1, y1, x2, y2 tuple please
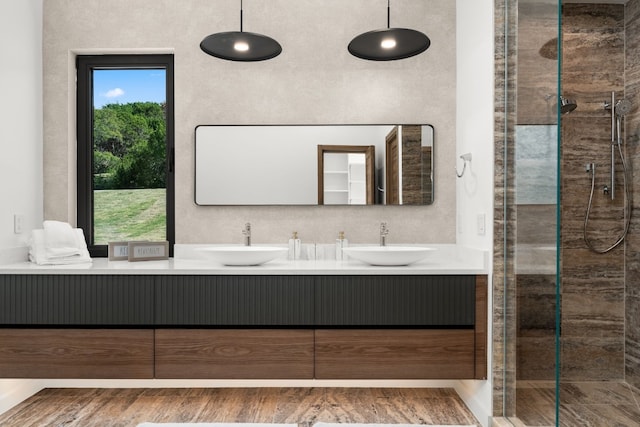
(0, 275, 155, 378)
(0, 273, 487, 380)
(315, 275, 487, 380)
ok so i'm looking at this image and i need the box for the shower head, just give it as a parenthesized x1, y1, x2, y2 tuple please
(560, 96, 577, 114)
(615, 99, 632, 117)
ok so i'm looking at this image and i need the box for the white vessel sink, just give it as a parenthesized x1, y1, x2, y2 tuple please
(342, 246, 435, 266)
(198, 246, 288, 266)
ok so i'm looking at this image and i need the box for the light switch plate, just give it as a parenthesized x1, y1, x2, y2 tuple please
(477, 213, 486, 236)
(13, 214, 24, 234)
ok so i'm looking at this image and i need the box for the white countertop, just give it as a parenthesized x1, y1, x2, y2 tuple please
(0, 244, 488, 275)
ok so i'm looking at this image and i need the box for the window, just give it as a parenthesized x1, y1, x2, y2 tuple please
(77, 55, 174, 257)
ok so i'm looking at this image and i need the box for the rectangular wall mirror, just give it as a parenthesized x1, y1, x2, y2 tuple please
(195, 125, 434, 206)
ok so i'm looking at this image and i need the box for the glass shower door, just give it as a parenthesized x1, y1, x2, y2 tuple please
(503, 0, 561, 425)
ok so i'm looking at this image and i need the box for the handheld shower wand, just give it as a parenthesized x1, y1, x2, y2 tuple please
(603, 94, 633, 200)
(584, 93, 632, 253)
(615, 98, 632, 132)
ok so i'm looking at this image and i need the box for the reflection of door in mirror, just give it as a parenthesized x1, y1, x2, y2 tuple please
(385, 125, 431, 205)
(317, 145, 375, 205)
(385, 127, 400, 205)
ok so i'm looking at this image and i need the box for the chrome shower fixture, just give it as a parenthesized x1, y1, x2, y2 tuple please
(604, 97, 632, 117)
(559, 96, 577, 114)
(614, 99, 632, 151)
(615, 98, 632, 117)
(584, 158, 631, 253)
(584, 91, 633, 253)
(603, 92, 633, 200)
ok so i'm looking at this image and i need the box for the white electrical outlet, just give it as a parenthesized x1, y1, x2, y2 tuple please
(477, 213, 486, 236)
(14, 214, 24, 234)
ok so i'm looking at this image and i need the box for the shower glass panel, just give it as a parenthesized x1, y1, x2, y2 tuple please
(504, 0, 560, 425)
(558, 2, 640, 425)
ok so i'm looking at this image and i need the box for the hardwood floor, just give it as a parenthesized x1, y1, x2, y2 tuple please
(0, 387, 479, 427)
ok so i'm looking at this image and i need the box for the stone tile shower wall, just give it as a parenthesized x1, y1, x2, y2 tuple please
(561, 4, 626, 381)
(625, 0, 640, 392)
(492, 0, 515, 416)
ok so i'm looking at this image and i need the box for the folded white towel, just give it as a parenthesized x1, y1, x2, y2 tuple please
(29, 228, 92, 265)
(43, 220, 83, 258)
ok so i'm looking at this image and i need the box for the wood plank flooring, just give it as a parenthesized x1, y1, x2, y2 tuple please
(0, 387, 480, 427)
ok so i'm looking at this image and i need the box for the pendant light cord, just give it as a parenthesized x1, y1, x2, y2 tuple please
(387, 0, 391, 29)
(240, 0, 243, 32)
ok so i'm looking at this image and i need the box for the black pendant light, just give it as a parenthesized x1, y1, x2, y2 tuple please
(348, 0, 430, 61)
(200, 0, 282, 62)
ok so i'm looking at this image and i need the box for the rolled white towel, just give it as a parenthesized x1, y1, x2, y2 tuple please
(43, 220, 82, 258)
(29, 229, 92, 265)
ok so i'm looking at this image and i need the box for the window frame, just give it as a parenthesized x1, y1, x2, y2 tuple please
(76, 54, 175, 257)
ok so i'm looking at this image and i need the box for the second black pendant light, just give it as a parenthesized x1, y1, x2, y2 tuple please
(348, 0, 430, 61)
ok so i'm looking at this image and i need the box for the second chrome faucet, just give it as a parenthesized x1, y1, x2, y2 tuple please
(242, 222, 251, 246)
(380, 222, 389, 246)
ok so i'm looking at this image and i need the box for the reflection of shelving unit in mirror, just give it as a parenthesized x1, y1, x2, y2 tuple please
(317, 144, 375, 205)
(322, 153, 367, 205)
(323, 153, 349, 205)
(347, 154, 366, 204)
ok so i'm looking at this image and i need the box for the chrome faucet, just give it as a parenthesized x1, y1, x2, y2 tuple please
(242, 222, 251, 246)
(380, 222, 389, 246)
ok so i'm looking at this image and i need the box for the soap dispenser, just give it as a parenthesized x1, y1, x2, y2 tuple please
(288, 231, 301, 260)
(335, 231, 348, 261)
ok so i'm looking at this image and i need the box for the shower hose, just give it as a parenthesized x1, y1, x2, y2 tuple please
(583, 142, 631, 253)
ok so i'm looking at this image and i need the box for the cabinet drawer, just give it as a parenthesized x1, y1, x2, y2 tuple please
(315, 275, 476, 326)
(0, 329, 154, 378)
(155, 329, 314, 379)
(155, 276, 314, 326)
(315, 329, 475, 379)
(0, 275, 154, 325)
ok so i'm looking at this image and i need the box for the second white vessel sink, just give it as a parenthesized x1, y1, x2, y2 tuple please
(342, 246, 435, 266)
(198, 246, 288, 266)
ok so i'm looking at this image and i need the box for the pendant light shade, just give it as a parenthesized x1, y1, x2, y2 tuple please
(200, 31, 282, 61)
(200, 0, 282, 62)
(348, 0, 430, 61)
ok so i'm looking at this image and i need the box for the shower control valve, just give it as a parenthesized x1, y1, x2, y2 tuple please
(604, 185, 609, 195)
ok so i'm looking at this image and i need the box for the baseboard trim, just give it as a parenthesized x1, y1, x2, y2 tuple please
(455, 380, 491, 427)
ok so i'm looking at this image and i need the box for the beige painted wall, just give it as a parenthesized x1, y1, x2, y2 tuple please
(43, 0, 456, 245)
